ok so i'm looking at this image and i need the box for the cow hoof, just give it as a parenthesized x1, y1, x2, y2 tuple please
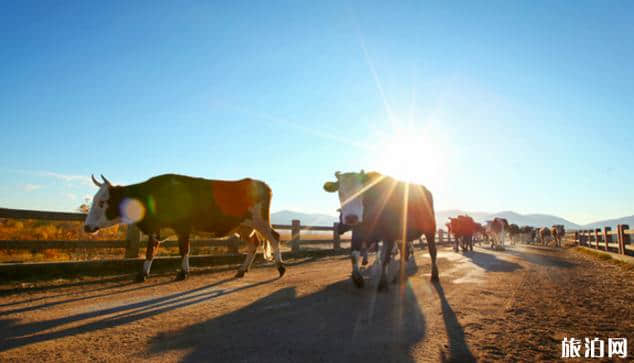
(277, 264, 286, 278)
(176, 271, 189, 281)
(351, 271, 364, 288)
(378, 278, 389, 292)
(361, 258, 368, 266)
(135, 273, 148, 283)
(235, 269, 245, 278)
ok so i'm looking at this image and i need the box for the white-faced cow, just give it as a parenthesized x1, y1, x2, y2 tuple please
(324, 170, 438, 290)
(485, 218, 509, 248)
(84, 174, 285, 281)
(551, 225, 565, 247)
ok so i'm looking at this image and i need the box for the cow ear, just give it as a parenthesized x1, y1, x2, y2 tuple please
(323, 181, 339, 193)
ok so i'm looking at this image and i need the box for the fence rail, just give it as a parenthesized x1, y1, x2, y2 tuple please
(0, 207, 460, 265)
(565, 225, 633, 256)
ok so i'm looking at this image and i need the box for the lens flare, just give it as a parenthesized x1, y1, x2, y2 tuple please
(120, 198, 146, 223)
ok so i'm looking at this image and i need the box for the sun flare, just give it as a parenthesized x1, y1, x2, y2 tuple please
(370, 123, 448, 188)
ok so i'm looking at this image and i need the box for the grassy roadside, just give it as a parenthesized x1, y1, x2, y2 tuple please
(573, 246, 634, 271)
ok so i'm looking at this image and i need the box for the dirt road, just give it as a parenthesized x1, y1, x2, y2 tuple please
(1, 245, 632, 362)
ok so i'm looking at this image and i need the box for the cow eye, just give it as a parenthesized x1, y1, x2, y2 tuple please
(99, 201, 105, 208)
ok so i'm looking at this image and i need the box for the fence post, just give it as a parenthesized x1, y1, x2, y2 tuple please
(291, 219, 300, 253)
(333, 222, 341, 251)
(574, 231, 579, 245)
(603, 227, 611, 252)
(125, 224, 141, 258)
(623, 224, 630, 246)
(594, 228, 601, 249)
(617, 225, 624, 255)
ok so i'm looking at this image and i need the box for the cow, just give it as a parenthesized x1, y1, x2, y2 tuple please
(323, 170, 438, 290)
(507, 224, 520, 245)
(485, 218, 509, 249)
(84, 174, 285, 281)
(474, 223, 487, 245)
(519, 226, 535, 244)
(446, 215, 478, 252)
(539, 226, 552, 245)
(551, 224, 565, 247)
(336, 211, 414, 267)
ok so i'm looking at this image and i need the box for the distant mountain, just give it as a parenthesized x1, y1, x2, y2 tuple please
(580, 215, 634, 230)
(272, 209, 631, 231)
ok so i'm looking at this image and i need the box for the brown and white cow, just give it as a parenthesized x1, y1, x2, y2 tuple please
(324, 170, 438, 290)
(485, 218, 509, 248)
(539, 226, 552, 245)
(84, 174, 285, 281)
(551, 225, 565, 247)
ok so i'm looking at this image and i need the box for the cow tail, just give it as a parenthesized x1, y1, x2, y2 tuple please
(257, 181, 275, 262)
(262, 237, 273, 261)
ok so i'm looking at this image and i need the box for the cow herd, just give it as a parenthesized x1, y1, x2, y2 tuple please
(83, 171, 565, 290)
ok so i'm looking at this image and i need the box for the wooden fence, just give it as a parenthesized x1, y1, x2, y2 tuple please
(0, 208, 456, 263)
(565, 225, 633, 256)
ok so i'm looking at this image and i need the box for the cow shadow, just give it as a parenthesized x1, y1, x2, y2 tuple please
(433, 282, 476, 363)
(0, 275, 133, 303)
(500, 249, 577, 269)
(0, 280, 175, 317)
(460, 250, 522, 273)
(147, 281, 427, 363)
(0, 277, 276, 352)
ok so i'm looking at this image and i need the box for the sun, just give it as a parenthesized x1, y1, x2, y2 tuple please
(370, 122, 448, 188)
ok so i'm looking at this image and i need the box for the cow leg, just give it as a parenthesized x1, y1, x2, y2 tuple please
(253, 223, 285, 277)
(393, 239, 410, 284)
(236, 230, 259, 278)
(425, 231, 439, 281)
(349, 235, 364, 288)
(378, 239, 394, 291)
(137, 234, 160, 282)
(176, 234, 190, 281)
(361, 242, 369, 266)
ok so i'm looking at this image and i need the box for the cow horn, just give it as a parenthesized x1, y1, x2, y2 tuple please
(91, 174, 103, 187)
(100, 174, 112, 187)
(335, 171, 341, 178)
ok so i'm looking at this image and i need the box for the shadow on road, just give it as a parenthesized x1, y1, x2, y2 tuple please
(148, 280, 427, 363)
(0, 280, 175, 317)
(0, 276, 276, 352)
(0, 276, 134, 302)
(500, 248, 577, 269)
(433, 281, 476, 363)
(461, 250, 522, 273)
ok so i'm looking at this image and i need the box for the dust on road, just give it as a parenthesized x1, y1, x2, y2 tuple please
(0, 245, 632, 362)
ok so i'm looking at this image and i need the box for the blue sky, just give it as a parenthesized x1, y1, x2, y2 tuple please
(1, 1, 632, 225)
